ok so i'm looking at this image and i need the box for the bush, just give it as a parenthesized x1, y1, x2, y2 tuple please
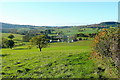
(2, 38, 8, 48)
(27, 45, 32, 49)
(88, 33, 97, 38)
(22, 34, 35, 42)
(93, 28, 120, 70)
(76, 33, 89, 37)
(78, 38, 82, 40)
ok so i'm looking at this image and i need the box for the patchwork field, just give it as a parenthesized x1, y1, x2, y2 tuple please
(1, 30, 119, 78)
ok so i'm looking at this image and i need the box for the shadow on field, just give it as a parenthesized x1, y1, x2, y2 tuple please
(13, 48, 28, 50)
(63, 52, 90, 65)
(30, 52, 93, 78)
(0, 54, 9, 57)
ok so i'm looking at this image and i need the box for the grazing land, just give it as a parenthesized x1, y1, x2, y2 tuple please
(2, 38, 96, 78)
(1, 22, 119, 78)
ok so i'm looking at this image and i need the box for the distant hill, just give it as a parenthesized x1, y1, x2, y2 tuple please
(0, 22, 40, 29)
(99, 22, 120, 25)
(0, 21, 119, 29)
(80, 21, 119, 28)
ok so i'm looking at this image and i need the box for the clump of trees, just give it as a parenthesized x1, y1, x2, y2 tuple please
(93, 28, 120, 75)
(75, 33, 97, 41)
(8, 34, 15, 39)
(22, 34, 36, 42)
(22, 30, 52, 42)
(30, 35, 49, 51)
(76, 33, 97, 38)
(76, 33, 89, 37)
(7, 40, 15, 49)
(2, 34, 15, 49)
(88, 33, 97, 38)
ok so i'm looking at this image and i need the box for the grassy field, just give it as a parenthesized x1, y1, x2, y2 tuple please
(1, 40, 100, 78)
(54, 27, 98, 36)
(1, 33, 118, 78)
(2, 33, 23, 40)
(1, 33, 27, 46)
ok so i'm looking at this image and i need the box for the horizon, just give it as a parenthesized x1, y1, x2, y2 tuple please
(1, 20, 118, 27)
(0, 2, 118, 26)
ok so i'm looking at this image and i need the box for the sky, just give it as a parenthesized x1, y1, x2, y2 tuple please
(0, 2, 118, 26)
(0, 0, 120, 2)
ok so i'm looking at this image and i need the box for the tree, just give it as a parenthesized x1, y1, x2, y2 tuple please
(45, 29, 52, 34)
(1, 38, 8, 48)
(22, 34, 35, 42)
(30, 35, 49, 51)
(76, 33, 88, 37)
(7, 40, 15, 49)
(88, 33, 97, 38)
(8, 34, 15, 39)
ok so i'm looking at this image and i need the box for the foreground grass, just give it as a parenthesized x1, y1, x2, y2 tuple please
(1, 40, 99, 78)
(1, 40, 118, 78)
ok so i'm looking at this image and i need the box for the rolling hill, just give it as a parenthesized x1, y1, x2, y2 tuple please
(0, 21, 119, 29)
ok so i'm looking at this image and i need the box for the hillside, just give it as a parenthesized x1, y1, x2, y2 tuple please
(79, 21, 119, 28)
(1, 21, 119, 29)
(1, 26, 119, 78)
(99, 21, 120, 25)
(1, 33, 118, 78)
(0, 22, 40, 29)
(2, 38, 118, 78)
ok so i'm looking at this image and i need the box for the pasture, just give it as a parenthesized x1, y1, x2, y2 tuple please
(1, 40, 99, 78)
(1, 33, 118, 78)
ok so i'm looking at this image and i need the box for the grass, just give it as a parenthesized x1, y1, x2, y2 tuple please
(1, 40, 99, 78)
(1, 33, 26, 46)
(1, 33, 118, 78)
(1, 33, 23, 41)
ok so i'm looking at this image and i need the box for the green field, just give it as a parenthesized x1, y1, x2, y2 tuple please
(2, 33, 23, 40)
(2, 40, 97, 78)
(54, 27, 98, 36)
(1, 33, 118, 78)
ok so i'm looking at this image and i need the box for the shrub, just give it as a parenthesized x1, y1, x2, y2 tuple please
(22, 34, 35, 42)
(79, 38, 82, 40)
(27, 45, 32, 49)
(2, 38, 8, 48)
(93, 28, 120, 70)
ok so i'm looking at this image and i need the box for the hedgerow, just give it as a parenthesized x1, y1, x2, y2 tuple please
(93, 27, 120, 77)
